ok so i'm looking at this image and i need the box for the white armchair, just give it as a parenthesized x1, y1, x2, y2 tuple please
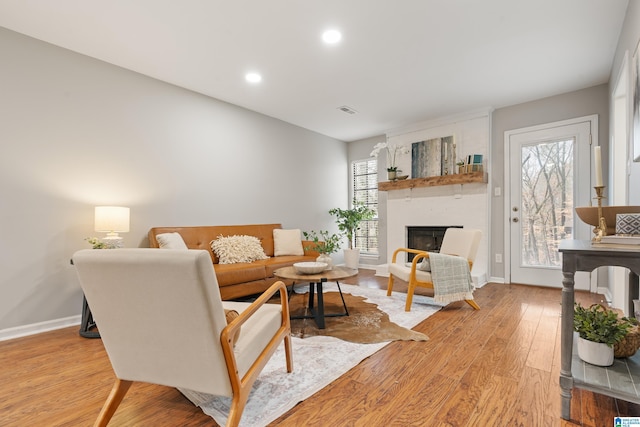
(387, 228, 482, 312)
(72, 248, 293, 427)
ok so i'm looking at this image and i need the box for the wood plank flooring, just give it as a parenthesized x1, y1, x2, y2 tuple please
(1, 270, 639, 426)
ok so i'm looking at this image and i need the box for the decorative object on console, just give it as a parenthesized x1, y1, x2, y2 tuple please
(329, 203, 375, 269)
(94, 206, 129, 248)
(575, 205, 640, 237)
(573, 302, 633, 366)
(616, 213, 640, 235)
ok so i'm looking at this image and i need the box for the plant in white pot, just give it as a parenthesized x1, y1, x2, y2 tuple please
(302, 230, 342, 270)
(573, 302, 633, 366)
(329, 203, 375, 270)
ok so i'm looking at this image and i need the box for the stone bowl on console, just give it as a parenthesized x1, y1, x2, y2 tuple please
(293, 262, 328, 274)
(575, 206, 640, 235)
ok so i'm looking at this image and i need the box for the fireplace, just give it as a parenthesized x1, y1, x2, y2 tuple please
(406, 226, 462, 262)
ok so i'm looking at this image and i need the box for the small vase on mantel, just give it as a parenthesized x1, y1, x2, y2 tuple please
(387, 170, 397, 181)
(316, 253, 333, 270)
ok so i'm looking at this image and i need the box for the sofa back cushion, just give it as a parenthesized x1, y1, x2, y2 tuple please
(148, 224, 282, 264)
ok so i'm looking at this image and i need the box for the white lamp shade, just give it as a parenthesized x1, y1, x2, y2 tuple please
(94, 206, 130, 233)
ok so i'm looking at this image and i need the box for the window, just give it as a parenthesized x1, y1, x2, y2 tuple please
(352, 158, 378, 255)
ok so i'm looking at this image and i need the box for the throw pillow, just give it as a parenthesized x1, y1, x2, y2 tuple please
(406, 256, 431, 271)
(224, 309, 241, 346)
(156, 232, 188, 250)
(210, 234, 269, 264)
(273, 228, 304, 256)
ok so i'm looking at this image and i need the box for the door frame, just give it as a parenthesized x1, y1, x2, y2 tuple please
(503, 114, 598, 288)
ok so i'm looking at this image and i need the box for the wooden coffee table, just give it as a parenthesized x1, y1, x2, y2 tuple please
(273, 266, 358, 329)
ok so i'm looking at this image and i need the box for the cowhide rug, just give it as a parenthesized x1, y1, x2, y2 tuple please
(288, 289, 428, 343)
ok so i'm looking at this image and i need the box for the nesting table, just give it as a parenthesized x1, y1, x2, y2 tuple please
(274, 266, 357, 329)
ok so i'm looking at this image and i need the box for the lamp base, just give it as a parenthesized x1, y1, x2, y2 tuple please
(102, 233, 124, 249)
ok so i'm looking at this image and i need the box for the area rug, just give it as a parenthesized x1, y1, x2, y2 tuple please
(288, 290, 428, 343)
(180, 283, 443, 427)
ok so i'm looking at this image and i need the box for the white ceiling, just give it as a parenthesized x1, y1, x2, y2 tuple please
(0, 0, 629, 141)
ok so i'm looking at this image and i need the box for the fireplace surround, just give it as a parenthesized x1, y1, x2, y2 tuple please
(406, 225, 462, 262)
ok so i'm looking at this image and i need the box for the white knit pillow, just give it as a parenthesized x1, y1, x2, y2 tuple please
(210, 235, 269, 264)
(156, 232, 188, 250)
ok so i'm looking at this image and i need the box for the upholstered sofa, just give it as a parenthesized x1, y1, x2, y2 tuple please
(148, 224, 318, 300)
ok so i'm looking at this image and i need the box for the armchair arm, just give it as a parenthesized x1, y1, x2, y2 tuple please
(390, 247, 431, 265)
(220, 280, 292, 401)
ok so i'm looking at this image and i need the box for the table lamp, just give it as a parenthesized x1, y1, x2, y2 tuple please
(94, 206, 130, 248)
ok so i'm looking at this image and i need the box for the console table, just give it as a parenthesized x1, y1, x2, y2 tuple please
(559, 240, 640, 420)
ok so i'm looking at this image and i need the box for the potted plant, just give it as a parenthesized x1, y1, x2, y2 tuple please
(370, 142, 410, 181)
(456, 159, 465, 174)
(329, 203, 375, 269)
(573, 302, 633, 366)
(302, 230, 343, 270)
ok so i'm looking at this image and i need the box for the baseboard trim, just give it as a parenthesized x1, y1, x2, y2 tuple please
(0, 315, 81, 342)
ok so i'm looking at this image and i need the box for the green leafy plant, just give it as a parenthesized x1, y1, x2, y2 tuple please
(456, 158, 465, 166)
(302, 230, 343, 255)
(85, 237, 108, 249)
(329, 203, 375, 250)
(573, 302, 633, 347)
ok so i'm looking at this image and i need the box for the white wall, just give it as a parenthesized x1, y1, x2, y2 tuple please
(0, 28, 347, 333)
(610, 0, 640, 205)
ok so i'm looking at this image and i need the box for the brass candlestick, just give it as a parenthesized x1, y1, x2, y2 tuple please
(593, 186, 607, 242)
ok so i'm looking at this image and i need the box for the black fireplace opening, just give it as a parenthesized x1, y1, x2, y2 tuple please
(406, 225, 462, 262)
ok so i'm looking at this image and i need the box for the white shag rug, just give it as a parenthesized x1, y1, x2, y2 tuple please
(180, 283, 443, 426)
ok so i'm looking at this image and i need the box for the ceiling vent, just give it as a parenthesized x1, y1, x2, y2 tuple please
(337, 105, 358, 115)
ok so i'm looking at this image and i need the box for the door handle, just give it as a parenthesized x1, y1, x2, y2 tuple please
(512, 217, 519, 223)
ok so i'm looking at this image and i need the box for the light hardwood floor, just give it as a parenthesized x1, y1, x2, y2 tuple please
(1, 270, 639, 426)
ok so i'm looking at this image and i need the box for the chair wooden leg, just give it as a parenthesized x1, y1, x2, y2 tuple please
(94, 378, 133, 427)
(386, 275, 395, 296)
(405, 280, 416, 312)
(465, 299, 481, 310)
(227, 390, 250, 427)
(284, 333, 293, 373)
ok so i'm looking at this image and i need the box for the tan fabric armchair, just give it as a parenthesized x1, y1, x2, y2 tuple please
(72, 248, 293, 427)
(387, 228, 482, 312)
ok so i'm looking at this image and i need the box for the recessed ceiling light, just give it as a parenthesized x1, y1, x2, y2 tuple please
(245, 72, 262, 83)
(322, 29, 342, 44)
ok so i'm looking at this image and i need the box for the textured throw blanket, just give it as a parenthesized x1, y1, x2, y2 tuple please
(429, 252, 474, 304)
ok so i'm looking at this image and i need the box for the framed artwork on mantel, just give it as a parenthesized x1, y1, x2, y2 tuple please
(411, 135, 455, 178)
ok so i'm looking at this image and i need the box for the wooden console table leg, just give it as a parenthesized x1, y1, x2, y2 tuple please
(560, 268, 576, 420)
(629, 271, 640, 317)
